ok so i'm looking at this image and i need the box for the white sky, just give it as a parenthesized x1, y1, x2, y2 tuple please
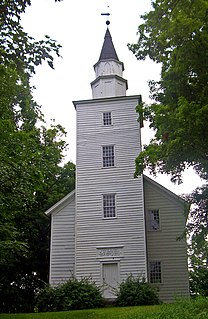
(21, 0, 203, 195)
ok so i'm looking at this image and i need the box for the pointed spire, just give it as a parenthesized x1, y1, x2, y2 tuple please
(91, 27, 127, 98)
(99, 28, 119, 61)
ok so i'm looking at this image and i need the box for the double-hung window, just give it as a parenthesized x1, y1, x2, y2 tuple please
(148, 209, 160, 231)
(103, 194, 116, 218)
(103, 112, 112, 126)
(149, 261, 162, 284)
(102, 145, 115, 168)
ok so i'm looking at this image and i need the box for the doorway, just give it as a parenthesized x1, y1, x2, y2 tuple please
(102, 262, 119, 299)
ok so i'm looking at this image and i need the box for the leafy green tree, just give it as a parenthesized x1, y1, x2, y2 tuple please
(0, 0, 75, 313)
(129, 0, 208, 182)
(129, 0, 208, 295)
(186, 186, 208, 296)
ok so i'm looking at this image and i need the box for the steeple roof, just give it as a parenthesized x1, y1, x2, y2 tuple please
(99, 28, 119, 61)
(92, 27, 127, 98)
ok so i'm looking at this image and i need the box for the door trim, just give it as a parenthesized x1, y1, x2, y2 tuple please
(101, 261, 120, 299)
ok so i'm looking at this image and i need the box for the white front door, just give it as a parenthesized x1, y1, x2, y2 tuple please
(102, 263, 119, 298)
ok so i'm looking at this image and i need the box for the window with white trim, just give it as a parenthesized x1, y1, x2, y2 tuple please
(148, 209, 160, 231)
(102, 145, 115, 167)
(103, 112, 112, 125)
(103, 194, 116, 218)
(149, 261, 162, 284)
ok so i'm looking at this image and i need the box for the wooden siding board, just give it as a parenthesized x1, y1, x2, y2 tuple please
(75, 97, 147, 286)
(49, 195, 75, 286)
(49, 90, 189, 303)
(144, 178, 189, 302)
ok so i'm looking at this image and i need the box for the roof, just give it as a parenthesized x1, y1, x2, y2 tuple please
(44, 175, 188, 217)
(73, 94, 141, 109)
(99, 28, 119, 61)
(45, 190, 75, 216)
(143, 175, 188, 208)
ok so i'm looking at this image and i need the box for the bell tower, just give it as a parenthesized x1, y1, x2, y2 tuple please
(74, 26, 147, 299)
(91, 28, 128, 98)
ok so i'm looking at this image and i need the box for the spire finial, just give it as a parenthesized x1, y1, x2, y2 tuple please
(101, 5, 110, 26)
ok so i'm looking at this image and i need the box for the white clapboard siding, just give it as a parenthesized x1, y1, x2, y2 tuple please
(143, 176, 189, 302)
(45, 191, 75, 286)
(74, 95, 147, 286)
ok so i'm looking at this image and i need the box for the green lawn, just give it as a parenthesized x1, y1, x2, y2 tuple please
(0, 298, 208, 319)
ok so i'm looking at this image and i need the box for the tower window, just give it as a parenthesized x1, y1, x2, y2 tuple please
(103, 194, 116, 218)
(103, 112, 112, 125)
(148, 209, 160, 231)
(149, 261, 162, 284)
(102, 145, 115, 167)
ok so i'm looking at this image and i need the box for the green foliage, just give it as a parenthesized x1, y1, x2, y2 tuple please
(190, 267, 208, 297)
(116, 275, 160, 307)
(0, 0, 75, 313)
(0, 110, 75, 312)
(0, 1, 62, 81)
(36, 278, 104, 312)
(1, 298, 207, 319)
(158, 297, 208, 319)
(186, 186, 208, 255)
(129, 0, 208, 299)
(129, 0, 208, 182)
(183, 185, 208, 296)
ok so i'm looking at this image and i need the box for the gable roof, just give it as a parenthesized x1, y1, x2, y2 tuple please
(45, 190, 75, 216)
(143, 175, 188, 208)
(44, 175, 188, 217)
(99, 28, 119, 62)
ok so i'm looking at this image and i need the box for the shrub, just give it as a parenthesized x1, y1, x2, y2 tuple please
(35, 284, 58, 312)
(189, 267, 208, 297)
(36, 277, 103, 312)
(116, 274, 160, 307)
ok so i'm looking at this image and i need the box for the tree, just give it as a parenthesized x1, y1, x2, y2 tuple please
(129, 0, 208, 182)
(186, 186, 208, 296)
(128, 0, 208, 295)
(0, 0, 75, 313)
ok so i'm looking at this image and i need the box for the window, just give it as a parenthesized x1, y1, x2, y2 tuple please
(148, 209, 160, 231)
(103, 112, 112, 126)
(149, 261, 162, 284)
(103, 194, 116, 218)
(102, 145, 115, 167)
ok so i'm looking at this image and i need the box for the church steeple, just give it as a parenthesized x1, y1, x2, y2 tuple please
(91, 28, 128, 99)
(99, 28, 119, 62)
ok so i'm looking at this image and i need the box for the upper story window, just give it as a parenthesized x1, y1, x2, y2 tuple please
(148, 209, 160, 231)
(102, 145, 115, 168)
(103, 194, 116, 218)
(103, 112, 112, 126)
(149, 261, 162, 284)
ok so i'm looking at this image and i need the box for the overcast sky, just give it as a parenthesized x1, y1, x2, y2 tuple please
(21, 0, 203, 195)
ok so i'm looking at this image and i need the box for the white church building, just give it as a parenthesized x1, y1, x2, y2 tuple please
(45, 27, 190, 303)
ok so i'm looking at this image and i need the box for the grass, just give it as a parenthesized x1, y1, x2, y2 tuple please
(0, 298, 208, 319)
